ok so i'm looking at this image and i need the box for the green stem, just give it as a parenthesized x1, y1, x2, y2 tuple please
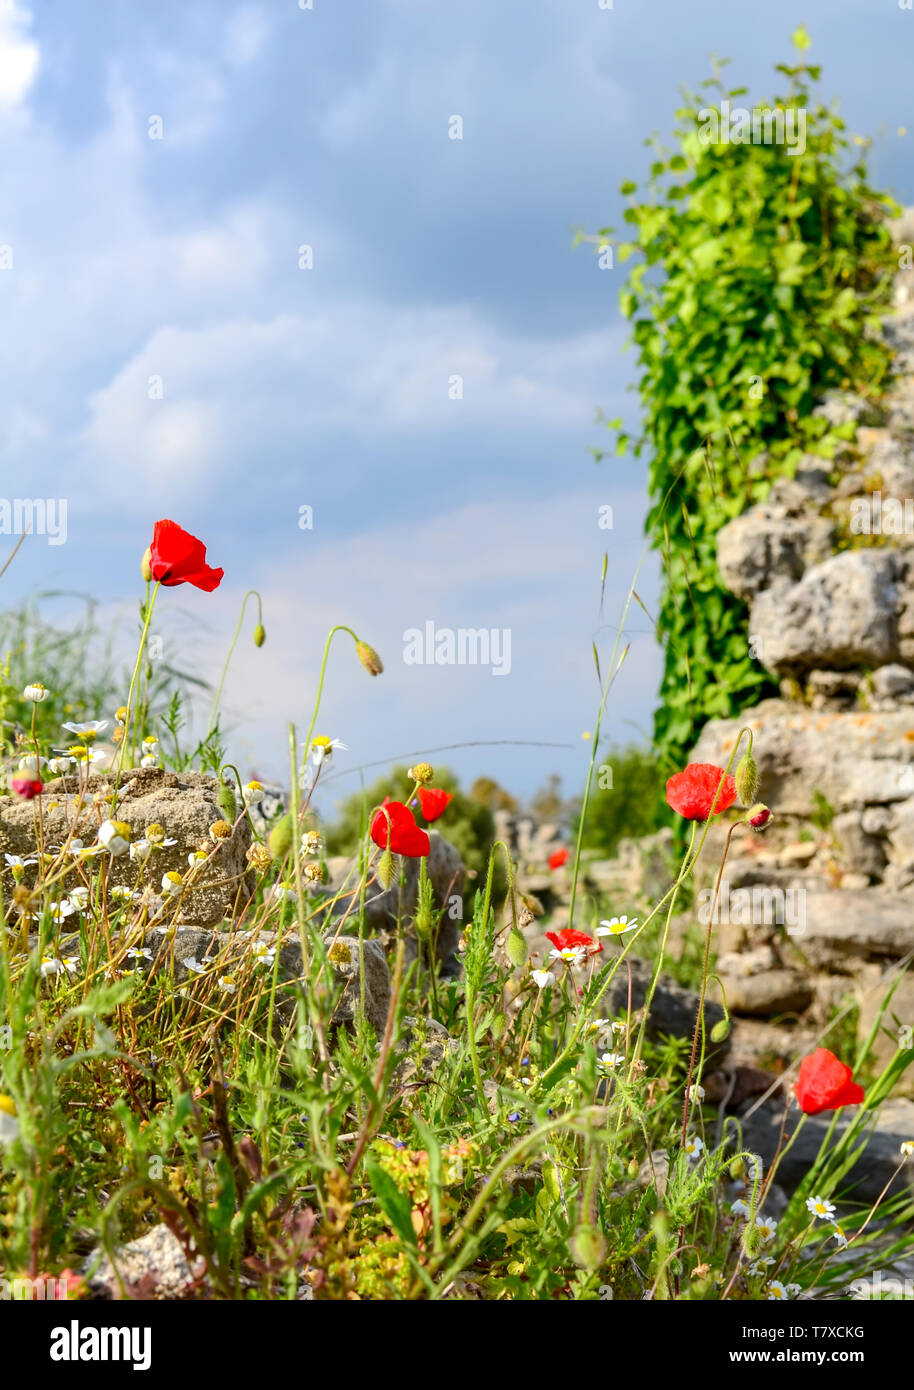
(115, 581, 161, 796)
(205, 590, 263, 740)
(300, 624, 360, 781)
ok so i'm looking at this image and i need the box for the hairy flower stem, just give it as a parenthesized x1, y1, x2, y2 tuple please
(680, 818, 745, 1149)
(114, 581, 161, 795)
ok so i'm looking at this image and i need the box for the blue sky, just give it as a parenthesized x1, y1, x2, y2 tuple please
(0, 0, 911, 810)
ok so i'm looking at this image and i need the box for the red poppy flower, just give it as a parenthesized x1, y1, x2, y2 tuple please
(545, 927, 602, 954)
(11, 777, 43, 800)
(417, 787, 453, 822)
(147, 520, 224, 592)
(666, 763, 737, 820)
(370, 799, 430, 857)
(794, 1048, 865, 1115)
(549, 847, 570, 871)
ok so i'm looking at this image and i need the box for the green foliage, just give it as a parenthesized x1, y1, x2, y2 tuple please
(599, 39, 898, 769)
(324, 764, 497, 883)
(575, 743, 669, 858)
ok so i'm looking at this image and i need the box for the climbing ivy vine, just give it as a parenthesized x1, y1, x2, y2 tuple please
(594, 30, 899, 771)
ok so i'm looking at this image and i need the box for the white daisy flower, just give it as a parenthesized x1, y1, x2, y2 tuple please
(5, 854, 37, 869)
(309, 736, 348, 766)
(125, 947, 153, 963)
(765, 1280, 789, 1301)
(683, 1135, 704, 1161)
(181, 957, 206, 974)
(218, 975, 237, 994)
(531, 969, 555, 989)
(48, 756, 73, 776)
(548, 945, 586, 965)
(730, 1199, 751, 1219)
(688, 1084, 705, 1101)
(98, 820, 131, 856)
(596, 915, 639, 937)
(251, 942, 276, 968)
(39, 955, 66, 978)
(161, 872, 183, 897)
(900, 1140, 914, 1158)
(243, 781, 265, 805)
(806, 1195, 836, 1221)
(599, 1051, 626, 1072)
(62, 720, 109, 741)
(755, 1215, 777, 1244)
(271, 881, 297, 904)
(831, 1224, 849, 1249)
(23, 682, 49, 703)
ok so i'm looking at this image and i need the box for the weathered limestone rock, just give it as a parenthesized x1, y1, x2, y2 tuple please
(738, 1097, 914, 1203)
(797, 891, 913, 964)
(691, 701, 914, 815)
(39, 925, 392, 1035)
(85, 1223, 200, 1299)
(748, 550, 903, 674)
(717, 504, 833, 602)
(0, 769, 253, 928)
(715, 969, 814, 1018)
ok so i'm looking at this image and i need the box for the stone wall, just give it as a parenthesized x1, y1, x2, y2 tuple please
(688, 209, 914, 1077)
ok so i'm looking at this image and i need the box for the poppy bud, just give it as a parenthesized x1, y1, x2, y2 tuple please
(253, 624, 266, 648)
(268, 813, 293, 863)
(506, 926, 527, 968)
(734, 752, 759, 806)
(377, 848, 397, 890)
(141, 547, 153, 582)
(710, 1018, 730, 1043)
(747, 803, 772, 831)
(571, 1223, 606, 1271)
(217, 784, 237, 821)
(355, 640, 383, 676)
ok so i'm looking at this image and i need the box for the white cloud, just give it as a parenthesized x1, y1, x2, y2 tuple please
(78, 306, 624, 506)
(224, 4, 270, 69)
(0, 2, 38, 107)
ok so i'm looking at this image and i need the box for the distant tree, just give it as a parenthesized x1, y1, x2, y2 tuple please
(574, 744, 668, 858)
(468, 776, 518, 813)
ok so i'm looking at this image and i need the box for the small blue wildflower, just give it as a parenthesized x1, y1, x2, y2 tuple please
(508, 1112, 521, 1123)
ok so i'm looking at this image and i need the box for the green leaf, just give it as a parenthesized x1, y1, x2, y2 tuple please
(365, 1155, 418, 1250)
